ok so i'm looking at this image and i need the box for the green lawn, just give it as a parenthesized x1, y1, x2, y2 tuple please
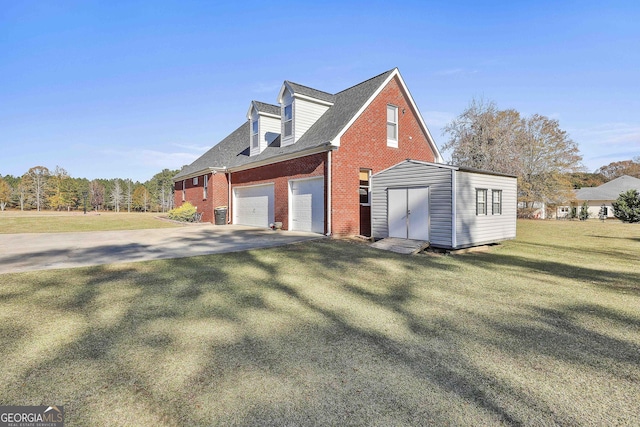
(0, 211, 180, 233)
(0, 220, 638, 426)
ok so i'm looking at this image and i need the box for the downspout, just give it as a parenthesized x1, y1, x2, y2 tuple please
(227, 171, 232, 224)
(451, 169, 457, 249)
(326, 150, 332, 236)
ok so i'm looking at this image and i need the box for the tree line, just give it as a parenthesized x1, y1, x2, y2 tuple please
(442, 98, 640, 215)
(0, 166, 178, 213)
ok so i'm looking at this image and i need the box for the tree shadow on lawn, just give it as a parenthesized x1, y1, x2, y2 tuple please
(1, 240, 639, 426)
(466, 250, 640, 295)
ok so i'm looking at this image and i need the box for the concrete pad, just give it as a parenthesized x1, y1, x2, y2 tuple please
(0, 225, 323, 274)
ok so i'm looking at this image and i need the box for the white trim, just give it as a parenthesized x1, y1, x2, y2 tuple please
(327, 150, 332, 236)
(227, 145, 331, 173)
(452, 169, 457, 249)
(293, 92, 334, 107)
(174, 167, 225, 182)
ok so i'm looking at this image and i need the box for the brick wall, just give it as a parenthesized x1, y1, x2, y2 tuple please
(331, 75, 437, 236)
(173, 173, 229, 223)
(232, 152, 326, 230)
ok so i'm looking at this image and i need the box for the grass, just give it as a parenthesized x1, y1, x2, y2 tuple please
(0, 220, 638, 426)
(0, 211, 180, 233)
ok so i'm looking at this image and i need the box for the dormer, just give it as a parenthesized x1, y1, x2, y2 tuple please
(277, 81, 335, 147)
(247, 101, 281, 156)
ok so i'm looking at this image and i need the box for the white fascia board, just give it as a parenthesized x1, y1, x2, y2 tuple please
(246, 103, 256, 120)
(259, 111, 280, 119)
(293, 92, 334, 107)
(227, 145, 332, 173)
(277, 82, 292, 104)
(173, 167, 225, 182)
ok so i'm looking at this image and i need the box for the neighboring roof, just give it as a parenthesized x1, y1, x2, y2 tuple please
(373, 159, 518, 179)
(252, 101, 280, 116)
(174, 68, 441, 180)
(575, 175, 640, 201)
(284, 81, 336, 103)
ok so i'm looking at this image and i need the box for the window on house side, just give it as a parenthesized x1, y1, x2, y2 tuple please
(203, 175, 208, 200)
(476, 189, 487, 215)
(284, 104, 293, 137)
(492, 190, 502, 215)
(252, 119, 259, 148)
(359, 169, 371, 205)
(182, 180, 186, 202)
(193, 177, 198, 186)
(387, 105, 398, 147)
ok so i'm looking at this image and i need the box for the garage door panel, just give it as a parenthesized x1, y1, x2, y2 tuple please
(234, 185, 274, 228)
(291, 178, 324, 233)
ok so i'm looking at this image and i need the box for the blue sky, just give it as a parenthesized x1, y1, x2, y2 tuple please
(2, 1, 639, 182)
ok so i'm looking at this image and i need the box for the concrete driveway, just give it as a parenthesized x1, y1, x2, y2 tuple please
(0, 224, 323, 274)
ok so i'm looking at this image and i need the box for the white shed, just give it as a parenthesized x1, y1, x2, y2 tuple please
(371, 160, 517, 249)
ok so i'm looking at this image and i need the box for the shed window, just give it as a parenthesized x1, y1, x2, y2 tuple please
(284, 104, 293, 137)
(476, 189, 487, 215)
(492, 190, 502, 215)
(359, 169, 371, 205)
(387, 105, 398, 147)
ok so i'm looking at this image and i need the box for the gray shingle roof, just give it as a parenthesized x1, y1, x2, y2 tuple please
(285, 81, 336, 103)
(575, 175, 640, 200)
(252, 101, 280, 116)
(174, 69, 395, 180)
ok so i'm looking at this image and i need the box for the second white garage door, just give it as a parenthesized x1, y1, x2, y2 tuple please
(233, 184, 274, 228)
(290, 177, 324, 233)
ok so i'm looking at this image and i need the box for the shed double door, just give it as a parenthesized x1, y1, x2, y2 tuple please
(388, 187, 429, 240)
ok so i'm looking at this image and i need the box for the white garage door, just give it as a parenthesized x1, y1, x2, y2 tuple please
(290, 177, 324, 233)
(233, 184, 274, 228)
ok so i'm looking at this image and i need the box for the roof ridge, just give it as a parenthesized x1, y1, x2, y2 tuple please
(334, 68, 397, 95)
(284, 80, 334, 96)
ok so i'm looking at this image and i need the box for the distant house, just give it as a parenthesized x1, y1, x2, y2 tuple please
(173, 68, 442, 236)
(558, 175, 640, 219)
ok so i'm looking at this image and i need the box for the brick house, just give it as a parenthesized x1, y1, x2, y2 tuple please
(173, 68, 443, 236)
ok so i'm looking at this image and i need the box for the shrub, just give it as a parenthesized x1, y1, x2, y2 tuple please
(167, 202, 197, 222)
(612, 189, 640, 223)
(579, 201, 590, 221)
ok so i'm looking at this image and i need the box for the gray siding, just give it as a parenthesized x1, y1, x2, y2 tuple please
(372, 161, 453, 248)
(454, 171, 517, 248)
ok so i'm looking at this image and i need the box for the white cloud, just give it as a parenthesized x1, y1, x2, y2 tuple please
(569, 122, 640, 171)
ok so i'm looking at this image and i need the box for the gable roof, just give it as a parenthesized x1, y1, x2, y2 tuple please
(575, 175, 640, 200)
(174, 68, 442, 180)
(252, 101, 280, 116)
(283, 81, 336, 104)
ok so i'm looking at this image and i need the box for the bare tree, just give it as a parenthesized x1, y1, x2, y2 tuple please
(124, 179, 133, 212)
(443, 98, 582, 210)
(595, 159, 640, 180)
(111, 179, 123, 212)
(89, 180, 104, 211)
(22, 166, 50, 211)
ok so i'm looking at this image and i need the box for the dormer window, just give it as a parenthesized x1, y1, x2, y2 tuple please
(252, 119, 259, 149)
(284, 103, 293, 137)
